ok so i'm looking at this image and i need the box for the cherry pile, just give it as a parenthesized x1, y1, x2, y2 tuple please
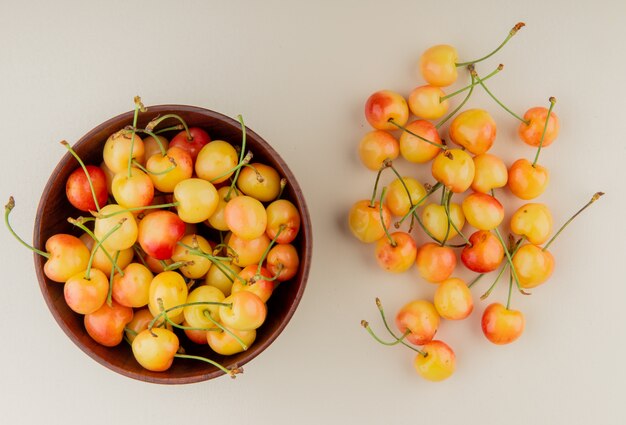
(6, 97, 302, 378)
(350, 23, 603, 382)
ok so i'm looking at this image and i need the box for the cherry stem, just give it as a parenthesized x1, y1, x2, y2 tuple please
(473, 69, 528, 124)
(132, 159, 176, 176)
(441, 64, 503, 102)
(85, 218, 126, 280)
(506, 269, 514, 310)
(440, 189, 453, 246)
(60, 141, 102, 212)
(145, 113, 192, 141)
(173, 353, 242, 378)
(132, 244, 149, 269)
(225, 115, 247, 202)
(4, 197, 50, 258)
(163, 260, 195, 272)
(480, 263, 508, 300)
(154, 124, 184, 135)
(387, 119, 447, 150)
(369, 162, 390, 207)
(443, 190, 472, 246)
(67, 217, 124, 276)
(127, 96, 144, 179)
(148, 300, 232, 334)
(278, 178, 287, 199)
(137, 128, 167, 156)
(202, 310, 249, 350)
(456, 22, 525, 67)
(374, 298, 425, 355)
(436, 70, 476, 128)
(468, 273, 484, 288)
(212, 151, 253, 184)
(256, 224, 285, 277)
(379, 187, 396, 247)
(470, 237, 523, 290)
(92, 201, 179, 219)
(106, 250, 120, 306)
(532, 97, 557, 167)
(361, 321, 410, 346)
(177, 241, 246, 284)
(396, 182, 442, 227)
(543, 192, 605, 251)
(493, 227, 528, 296)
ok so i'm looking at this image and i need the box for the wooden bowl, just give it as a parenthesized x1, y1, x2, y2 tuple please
(33, 105, 312, 384)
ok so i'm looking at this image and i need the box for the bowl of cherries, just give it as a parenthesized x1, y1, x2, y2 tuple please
(6, 98, 311, 384)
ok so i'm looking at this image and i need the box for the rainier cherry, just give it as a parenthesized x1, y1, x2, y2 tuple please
(266, 199, 301, 244)
(449, 109, 497, 155)
(413, 340, 456, 382)
(232, 265, 275, 302)
(348, 200, 391, 244)
(375, 231, 417, 273)
(364, 90, 409, 131)
(173, 178, 219, 224)
(219, 290, 267, 331)
(462, 192, 504, 230)
(395, 300, 440, 345)
(510, 203, 553, 245)
(358, 131, 399, 171)
(508, 158, 549, 200)
(432, 149, 475, 193)
(183, 285, 226, 330)
(93, 204, 138, 252)
(226, 232, 270, 267)
(146, 146, 193, 193)
(138, 210, 185, 260)
(207, 326, 256, 356)
(471, 153, 508, 193)
(237, 163, 281, 202)
(266, 243, 299, 282)
(169, 127, 211, 161)
(399, 120, 443, 164)
(518, 98, 559, 148)
(171, 234, 214, 279)
(103, 130, 145, 173)
(461, 230, 504, 273)
(112, 262, 153, 308)
(84, 300, 134, 347)
(111, 167, 154, 210)
(415, 243, 457, 283)
(385, 177, 427, 217)
(132, 328, 179, 372)
(481, 302, 524, 345)
(65, 165, 108, 212)
(148, 271, 188, 324)
(434, 278, 473, 320)
(224, 195, 267, 240)
(195, 140, 239, 184)
(421, 203, 465, 242)
(408, 85, 449, 120)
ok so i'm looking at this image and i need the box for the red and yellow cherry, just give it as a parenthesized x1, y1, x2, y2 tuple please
(93, 204, 138, 251)
(207, 326, 256, 355)
(421, 203, 465, 242)
(219, 291, 267, 331)
(348, 200, 391, 243)
(399, 120, 443, 164)
(266, 199, 301, 244)
(138, 210, 185, 260)
(224, 195, 267, 240)
(237, 163, 281, 202)
(43, 234, 91, 283)
(184, 321, 209, 345)
(434, 278, 473, 320)
(510, 203, 553, 245)
(132, 328, 179, 372)
(207, 186, 240, 231)
(415, 243, 457, 283)
(100, 161, 115, 195)
(432, 149, 475, 193)
(142, 134, 169, 164)
(205, 258, 241, 296)
(461, 230, 504, 273)
(471, 153, 508, 193)
(419, 45, 458, 87)
(227, 232, 270, 267)
(195, 140, 239, 184)
(63, 268, 109, 315)
(171, 234, 214, 279)
(266, 243, 299, 282)
(144, 255, 172, 274)
(111, 262, 153, 308)
(124, 308, 156, 343)
(364, 90, 409, 130)
(414, 340, 456, 382)
(111, 167, 154, 210)
(375, 231, 417, 273)
(449, 109, 497, 155)
(173, 178, 219, 223)
(462, 192, 504, 230)
(183, 285, 226, 330)
(66, 165, 108, 212)
(146, 146, 193, 193)
(232, 265, 274, 302)
(84, 300, 134, 347)
(169, 127, 211, 161)
(408, 85, 449, 120)
(512, 243, 554, 288)
(385, 177, 427, 217)
(395, 300, 440, 345)
(481, 302, 525, 345)
(103, 130, 145, 173)
(148, 271, 188, 324)
(519, 107, 559, 147)
(91, 246, 134, 277)
(508, 159, 549, 200)
(358, 131, 399, 170)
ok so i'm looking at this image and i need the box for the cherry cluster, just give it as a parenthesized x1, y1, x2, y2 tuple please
(6, 97, 301, 378)
(350, 24, 603, 382)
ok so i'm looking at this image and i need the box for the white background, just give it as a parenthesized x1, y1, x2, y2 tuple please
(1, 1, 625, 424)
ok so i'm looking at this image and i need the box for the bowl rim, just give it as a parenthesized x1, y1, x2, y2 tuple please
(33, 104, 312, 384)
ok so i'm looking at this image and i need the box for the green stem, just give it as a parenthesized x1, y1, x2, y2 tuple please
(256, 224, 285, 277)
(493, 227, 528, 295)
(146, 114, 192, 140)
(132, 159, 175, 176)
(436, 72, 476, 128)
(132, 244, 149, 269)
(455, 22, 525, 67)
(362, 321, 410, 346)
(225, 115, 247, 202)
(369, 162, 389, 207)
(60, 141, 102, 212)
(136, 128, 167, 156)
(379, 187, 396, 247)
(468, 273, 484, 288)
(480, 263, 508, 300)
(440, 189, 452, 246)
(148, 300, 232, 333)
(4, 197, 50, 258)
(396, 182, 442, 227)
(440, 64, 503, 101)
(443, 191, 472, 246)
(374, 298, 425, 355)
(107, 250, 120, 306)
(506, 269, 514, 310)
(85, 219, 126, 280)
(127, 97, 143, 179)
(387, 119, 447, 150)
(154, 124, 184, 135)
(173, 353, 239, 377)
(474, 70, 527, 124)
(532, 97, 557, 167)
(202, 310, 249, 350)
(67, 217, 124, 276)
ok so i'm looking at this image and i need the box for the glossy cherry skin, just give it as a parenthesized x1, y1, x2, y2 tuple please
(207, 186, 240, 231)
(124, 308, 157, 343)
(219, 291, 267, 331)
(84, 300, 134, 347)
(364, 90, 409, 130)
(266, 199, 301, 244)
(358, 130, 399, 171)
(169, 127, 211, 161)
(414, 340, 456, 382)
(63, 268, 109, 315)
(434, 278, 473, 320)
(142, 135, 169, 165)
(462, 192, 504, 230)
(408, 85, 449, 120)
(237, 163, 281, 202)
(205, 259, 241, 296)
(399, 120, 443, 164)
(91, 246, 133, 278)
(512, 244, 555, 288)
(171, 234, 214, 279)
(432, 149, 475, 193)
(449, 109, 496, 155)
(43, 234, 91, 283)
(148, 271, 188, 324)
(132, 328, 179, 372)
(183, 285, 225, 330)
(111, 262, 153, 308)
(421, 203, 465, 242)
(385, 177, 427, 217)
(146, 147, 193, 193)
(224, 195, 267, 240)
(93, 204, 138, 252)
(226, 233, 270, 267)
(103, 130, 145, 173)
(111, 167, 154, 210)
(395, 300, 440, 345)
(195, 140, 239, 184)
(481, 303, 525, 345)
(66, 165, 108, 212)
(508, 159, 549, 200)
(416, 243, 457, 283)
(518, 107, 559, 147)
(348, 200, 392, 244)
(471, 153, 508, 194)
(374, 231, 417, 273)
(207, 326, 257, 355)
(266, 243, 299, 282)
(510, 203, 553, 245)
(232, 265, 274, 303)
(138, 210, 185, 260)
(173, 178, 219, 224)
(461, 230, 504, 273)
(419, 45, 458, 87)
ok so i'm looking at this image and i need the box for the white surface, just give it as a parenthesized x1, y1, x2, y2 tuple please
(1, 1, 625, 424)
